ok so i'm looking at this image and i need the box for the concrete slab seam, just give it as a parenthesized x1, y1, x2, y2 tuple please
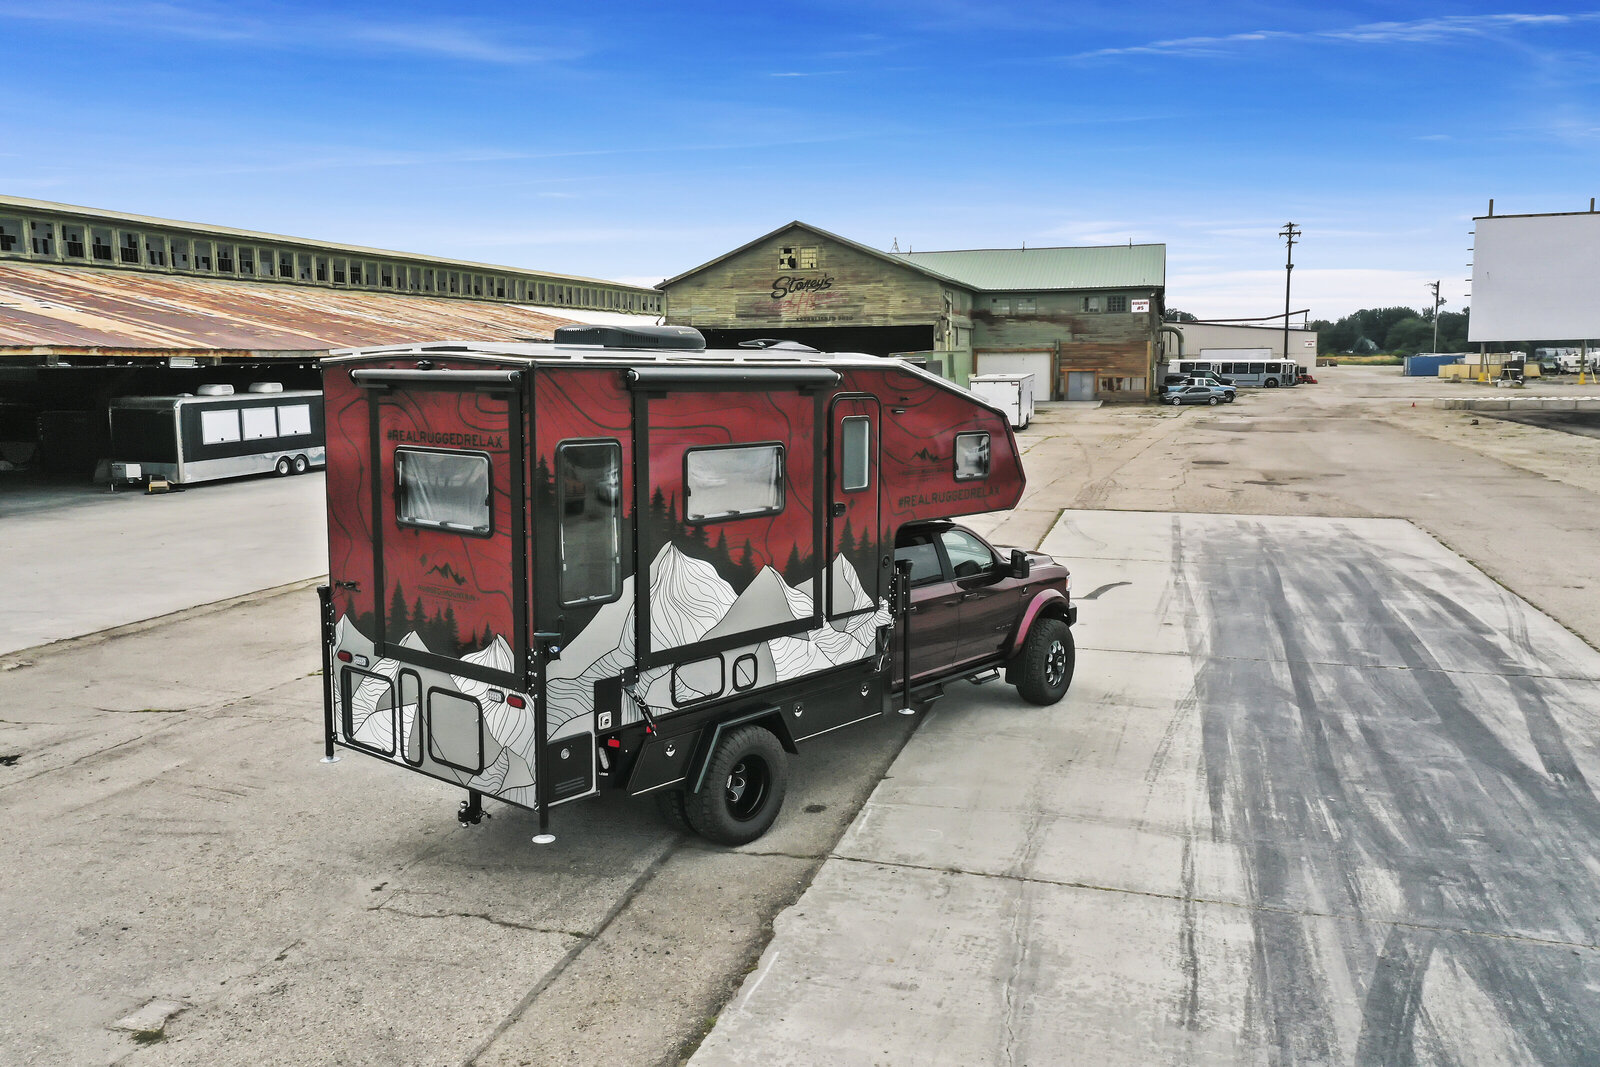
(822, 853, 1600, 953)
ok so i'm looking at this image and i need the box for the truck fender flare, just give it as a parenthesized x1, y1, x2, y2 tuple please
(1005, 589, 1072, 659)
(688, 705, 798, 795)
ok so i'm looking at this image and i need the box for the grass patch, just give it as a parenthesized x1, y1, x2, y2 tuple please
(1322, 355, 1404, 366)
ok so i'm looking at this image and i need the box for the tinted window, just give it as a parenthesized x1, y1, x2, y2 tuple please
(940, 529, 994, 577)
(557, 440, 622, 605)
(396, 449, 490, 536)
(841, 416, 870, 491)
(894, 530, 945, 585)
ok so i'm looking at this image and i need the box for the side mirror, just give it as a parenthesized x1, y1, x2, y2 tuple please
(1009, 548, 1031, 580)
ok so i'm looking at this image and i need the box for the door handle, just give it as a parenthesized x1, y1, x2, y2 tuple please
(831, 502, 847, 517)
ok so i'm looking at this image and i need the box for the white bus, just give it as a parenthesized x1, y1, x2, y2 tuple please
(1169, 357, 1300, 388)
(109, 384, 325, 485)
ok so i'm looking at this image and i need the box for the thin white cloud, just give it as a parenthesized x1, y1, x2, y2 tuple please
(0, 1, 574, 64)
(769, 70, 849, 77)
(1070, 12, 1600, 60)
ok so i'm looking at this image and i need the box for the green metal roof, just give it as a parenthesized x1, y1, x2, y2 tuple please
(892, 243, 1165, 292)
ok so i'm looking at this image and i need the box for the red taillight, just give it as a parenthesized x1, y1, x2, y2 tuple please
(507, 694, 526, 709)
(336, 651, 352, 662)
(606, 737, 621, 748)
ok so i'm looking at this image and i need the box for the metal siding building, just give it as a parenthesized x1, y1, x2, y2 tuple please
(1169, 322, 1319, 363)
(660, 222, 1166, 401)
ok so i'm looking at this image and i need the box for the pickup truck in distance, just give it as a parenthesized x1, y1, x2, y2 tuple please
(893, 521, 1076, 706)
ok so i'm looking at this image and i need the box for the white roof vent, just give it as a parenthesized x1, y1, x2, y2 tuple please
(247, 381, 284, 393)
(196, 384, 235, 396)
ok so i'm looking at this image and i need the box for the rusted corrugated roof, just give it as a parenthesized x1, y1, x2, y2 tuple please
(0, 264, 582, 352)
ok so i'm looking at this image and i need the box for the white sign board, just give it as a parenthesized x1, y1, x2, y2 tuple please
(1131, 299, 1150, 314)
(1470, 212, 1600, 341)
(1304, 340, 1316, 348)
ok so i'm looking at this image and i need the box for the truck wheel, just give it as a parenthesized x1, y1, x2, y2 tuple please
(1016, 618, 1074, 706)
(684, 725, 788, 845)
(654, 788, 692, 834)
(275, 457, 292, 476)
(293, 454, 309, 474)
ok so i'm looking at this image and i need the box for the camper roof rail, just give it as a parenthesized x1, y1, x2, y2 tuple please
(627, 365, 840, 389)
(554, 324, 705, 350)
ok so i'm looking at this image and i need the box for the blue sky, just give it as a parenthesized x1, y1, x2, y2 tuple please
(2, 1, 1597, 319)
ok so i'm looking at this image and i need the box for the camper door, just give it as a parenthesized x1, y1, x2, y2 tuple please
(356, 368, 526, 686)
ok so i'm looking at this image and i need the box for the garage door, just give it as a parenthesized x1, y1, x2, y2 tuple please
(976, 351, 1054, 398)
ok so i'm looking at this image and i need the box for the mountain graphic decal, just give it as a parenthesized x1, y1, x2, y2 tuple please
(426, 562, 468, 586)
(912, 447, 939, 462)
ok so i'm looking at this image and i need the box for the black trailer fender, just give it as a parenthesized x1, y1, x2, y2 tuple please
(689, 706, 797, 795)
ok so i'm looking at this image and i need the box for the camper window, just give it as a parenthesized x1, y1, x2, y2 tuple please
(557, 440, 622, 606)
(685, 444, 784, 522)
(841, 417, 870, 491)
(953, 433, 990, 481)
(395, 449, 491, 536)
(201, 408, 241, 445)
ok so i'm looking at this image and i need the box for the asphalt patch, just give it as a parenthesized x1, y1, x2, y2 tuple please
(1480, 411, 1600, 440)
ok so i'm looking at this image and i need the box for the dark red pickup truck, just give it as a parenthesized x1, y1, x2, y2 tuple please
(893, 520, 1076, 706)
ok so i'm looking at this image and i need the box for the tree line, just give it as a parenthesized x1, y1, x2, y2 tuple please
(1304, 306, 1470, 356)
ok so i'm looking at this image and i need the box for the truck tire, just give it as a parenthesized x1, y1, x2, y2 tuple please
(1016, 618, 1075, 706)
(293, 454, 309, 474)
(654, 788, 692, 834)
(275, 457, 292, 476)
(684, 725, 788, 845)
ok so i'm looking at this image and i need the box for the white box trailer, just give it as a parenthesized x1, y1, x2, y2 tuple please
(968, 373, 1036, 429)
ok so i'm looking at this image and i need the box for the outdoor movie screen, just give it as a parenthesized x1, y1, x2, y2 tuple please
(1469, 211, 1600, 342)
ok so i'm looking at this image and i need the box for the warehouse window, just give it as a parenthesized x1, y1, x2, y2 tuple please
(216, 244, 235, 273)
(1082, 295, 1104, 313)
(90, 228, 114, 262)
(30, 221, 53, 256)
(686, 444, 784, 523)
(195, 241, 213, 271)
(0, 218, 22, 253)
(119, 233, 141, 264)
(991, 297, 1011, 316)
(798, 246, 818, 269)
(62, 225, 85, 258)
(170, 238, 191, 269)
(1099, 376, 1146, 393)
(778, 245, 798, 269)
(1107, 295, 1128, 313)
(316, 257, 329, 282)
(145, 235, 166, 266)
(395, 449, 492, 536)
(298, 254, 314, 281)
(238, 247, 255, 275)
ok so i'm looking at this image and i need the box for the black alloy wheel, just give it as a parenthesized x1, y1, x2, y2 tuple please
(684, 725, 789, 845)
(1016, 618, 1075, 705)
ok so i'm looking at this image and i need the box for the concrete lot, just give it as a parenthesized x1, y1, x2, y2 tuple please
(2, 365, 1598, 1065)
(694, 511, 1600, 1065)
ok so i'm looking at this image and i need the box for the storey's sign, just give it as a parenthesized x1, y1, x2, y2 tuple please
(771, 274, 835, 300)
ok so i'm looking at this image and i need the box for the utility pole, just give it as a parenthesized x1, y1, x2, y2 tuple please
(1428, 281, 1445, 353)
(1280, 222, 1301, 363)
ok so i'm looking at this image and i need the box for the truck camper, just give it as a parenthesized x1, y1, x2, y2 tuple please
(318, 325, 1076, 845)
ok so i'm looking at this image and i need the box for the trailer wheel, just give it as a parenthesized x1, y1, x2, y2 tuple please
(654, 788, 693, 834)
(1015, 618, 1074, 706)
(293, 454, 309, 474)
(685, 725, 788, 845)
(275, 457, 292, 476)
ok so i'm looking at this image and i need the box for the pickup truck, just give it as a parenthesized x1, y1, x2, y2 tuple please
(892, 520, 1076, 706)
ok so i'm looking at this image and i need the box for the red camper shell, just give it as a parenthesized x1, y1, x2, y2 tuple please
(318, 325, 1059, 845)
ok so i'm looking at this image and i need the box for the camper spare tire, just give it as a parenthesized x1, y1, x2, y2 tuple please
(275, 457, 292, 476)
(1016, 617, 1075, 705)
(684, 725, 788, 845)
